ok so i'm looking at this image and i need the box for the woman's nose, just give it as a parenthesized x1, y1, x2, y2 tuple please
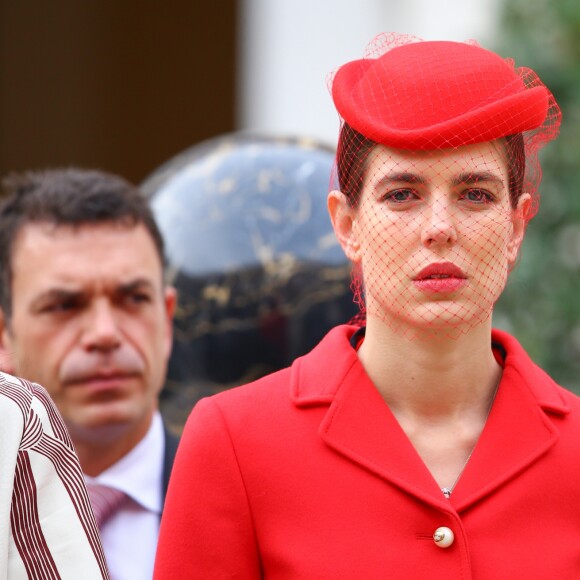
(420, 199, 458, 247)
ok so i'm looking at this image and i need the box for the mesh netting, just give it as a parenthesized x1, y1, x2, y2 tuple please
(327, 33, 561, 337)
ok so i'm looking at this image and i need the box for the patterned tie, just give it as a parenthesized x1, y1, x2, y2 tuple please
(86, 483, 128, 530)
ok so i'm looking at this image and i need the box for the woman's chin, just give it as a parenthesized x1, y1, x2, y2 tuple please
(371, 301, 494, 338)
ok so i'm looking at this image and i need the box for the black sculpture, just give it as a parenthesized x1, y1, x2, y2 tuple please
(142, 133, 358, 430)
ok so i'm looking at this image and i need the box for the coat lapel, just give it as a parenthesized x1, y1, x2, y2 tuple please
(292, 326, 448, 506)
(319, 359, 448, 506)
(292, 326, 569, 511)
(451, 330, 567, 510)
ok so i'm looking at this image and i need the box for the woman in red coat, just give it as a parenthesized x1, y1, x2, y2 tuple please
(154, 34, 580, 578)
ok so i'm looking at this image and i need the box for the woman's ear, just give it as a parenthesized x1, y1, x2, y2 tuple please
(507, 193, 531, 266)
(328, 190, 360, 263)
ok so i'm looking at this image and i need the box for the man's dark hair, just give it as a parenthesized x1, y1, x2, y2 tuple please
(0, 168, 166, 317)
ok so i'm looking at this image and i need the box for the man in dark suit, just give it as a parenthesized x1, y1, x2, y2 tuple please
(0, 168, 179, 579)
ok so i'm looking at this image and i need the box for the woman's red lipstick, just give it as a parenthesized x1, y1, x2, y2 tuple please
(413, 262, 467, 293)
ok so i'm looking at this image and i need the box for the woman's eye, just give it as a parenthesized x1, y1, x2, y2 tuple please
(461, 189, 494, 204)
(384, 188, 418, 203)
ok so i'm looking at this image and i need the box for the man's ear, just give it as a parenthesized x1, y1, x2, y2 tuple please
(162, 285, 177, 360)
(507, 193, 531, 266)
(0, 310, 16, 375)
(327, 190, 360, 263)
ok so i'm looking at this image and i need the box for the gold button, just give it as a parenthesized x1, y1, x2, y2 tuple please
(433, 526, 454, 548)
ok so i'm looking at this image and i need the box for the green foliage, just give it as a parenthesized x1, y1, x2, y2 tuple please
(493, 0, 580, 393)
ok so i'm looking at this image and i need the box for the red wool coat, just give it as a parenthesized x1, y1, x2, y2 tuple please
(154, 325, 580, 579)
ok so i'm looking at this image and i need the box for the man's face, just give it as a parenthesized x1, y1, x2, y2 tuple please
(1, 221, 175, 444)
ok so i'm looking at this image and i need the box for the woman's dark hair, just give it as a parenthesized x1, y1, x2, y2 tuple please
(335, 123, 377, 208)
(336, 123, 526, 209)
(503, 132, 525, 207)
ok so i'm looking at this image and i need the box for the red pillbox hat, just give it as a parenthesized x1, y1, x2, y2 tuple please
(331, 38, 553, 150)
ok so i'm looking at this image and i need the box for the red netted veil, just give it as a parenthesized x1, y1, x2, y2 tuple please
(327, 33, 561, 335)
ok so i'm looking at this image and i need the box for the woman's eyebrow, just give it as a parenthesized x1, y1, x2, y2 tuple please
(452, 171, 505, 187)
(373, 170, 505, 191)
(375, 172, 426, 187)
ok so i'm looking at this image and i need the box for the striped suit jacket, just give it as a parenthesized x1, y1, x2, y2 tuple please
(0, 372, 108, 579)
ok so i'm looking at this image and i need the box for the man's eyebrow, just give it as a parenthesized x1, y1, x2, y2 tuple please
(117, 279, 156, 293)
(451, 171, 505, 187)
(30, 279, 157, 306)
(30, 289, 84, 309)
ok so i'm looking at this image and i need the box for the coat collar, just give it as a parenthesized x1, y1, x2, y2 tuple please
(290, 325, 568, 510)
(490, 328, 570, 415)
(291, 325, 569, 415)
(289, 325, 362, 406)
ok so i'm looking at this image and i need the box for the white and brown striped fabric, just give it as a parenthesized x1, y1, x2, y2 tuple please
(0, 371, 109, 579)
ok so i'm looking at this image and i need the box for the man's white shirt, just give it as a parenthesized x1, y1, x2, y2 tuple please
(85, 411, 165, 580)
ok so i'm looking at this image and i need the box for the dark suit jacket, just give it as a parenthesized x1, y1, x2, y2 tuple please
(161, 425, 180, 507)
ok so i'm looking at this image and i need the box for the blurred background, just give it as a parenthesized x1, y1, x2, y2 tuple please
(1, 0, 579, 403)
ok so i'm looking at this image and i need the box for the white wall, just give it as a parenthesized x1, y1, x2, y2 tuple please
(238, 0, 502, 146)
